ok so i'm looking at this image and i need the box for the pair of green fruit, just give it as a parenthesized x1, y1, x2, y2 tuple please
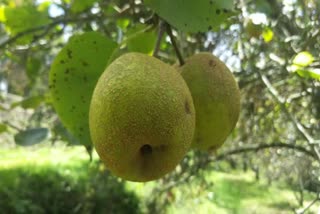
(89, 52, 240, 182)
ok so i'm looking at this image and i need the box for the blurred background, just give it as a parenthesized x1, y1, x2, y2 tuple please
(0, 0, 320, 213)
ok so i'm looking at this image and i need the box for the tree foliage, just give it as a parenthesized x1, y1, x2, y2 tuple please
(0, 0, 320, 212)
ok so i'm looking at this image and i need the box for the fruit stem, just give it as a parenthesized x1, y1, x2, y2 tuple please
(153, 20, 166, 58)
(165, 22, 185, 66)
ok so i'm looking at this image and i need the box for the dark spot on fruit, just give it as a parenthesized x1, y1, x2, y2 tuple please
(184, 23, 187, 27)
(56, 98, 60, 101)
(67, 49, 72, 59)
(93, 41, 97, 45)
(49, 84, 53, 89)
(65, 69, 70, 74)
(223, 8, 229, 13)
(185, 100, 191, 114)
(53, 73, 57, 77)
(79, 127, 84, 131)
(206, 17, 209, 21)
(60, 60, 65, 64)
(216, 9, 221, 15)
(83, 76, 88, 82)
(208, 25, 212, 31)
(140, 144, 152, 156)
(72, 105, 76, 110)
(209, 60, 215, 67)
(209, 0, 213, 5)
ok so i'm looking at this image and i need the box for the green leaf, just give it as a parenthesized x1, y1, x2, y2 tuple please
(14, 128, 49, 146)
(3, 5, 50, 44)
(26, 57, 42, 82)
(117, 18, 131, 31)
(293, 51, 314, 67)
(70, 0, 99, 13)
(144, 0, 236, 32)
(262, 27, 274, 43)
(0, 5, 6, 22)
(11, 95, 45, 109)
(49, 32, 117, 146)
(126, 25, 157, 54)
(255, 0, 273, 15)
(296, 69, 320, 80)
(52, 122, 80, 145)
(0, 123, 8, 134)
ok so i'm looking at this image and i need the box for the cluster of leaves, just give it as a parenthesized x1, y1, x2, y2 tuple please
(0, 0, 320, 212)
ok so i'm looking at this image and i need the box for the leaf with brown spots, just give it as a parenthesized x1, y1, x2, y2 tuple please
(144, 0, 237, 32)
(49, 32, 117, 146)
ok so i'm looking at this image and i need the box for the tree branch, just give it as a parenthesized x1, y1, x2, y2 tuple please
(257, 72, 320, 162)
(153, 20, 166, 58)
(0, 14, 109, 49)
(165, 22, 185, 66)
(295, 194, 320, 214)
(211, 142, 317, 161)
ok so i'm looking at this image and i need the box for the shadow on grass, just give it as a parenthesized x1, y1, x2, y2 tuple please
(0, 161, 140, 214)
(213, 177, 268, 213)
(268, 201, 295, 210)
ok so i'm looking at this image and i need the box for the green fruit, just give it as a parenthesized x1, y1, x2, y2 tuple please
(89, 52, 195, 182)
(178, 53, 240, 151)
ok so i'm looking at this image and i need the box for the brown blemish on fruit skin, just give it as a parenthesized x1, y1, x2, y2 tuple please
(140, 144, 153, 155)
(185, 100, 191, 114)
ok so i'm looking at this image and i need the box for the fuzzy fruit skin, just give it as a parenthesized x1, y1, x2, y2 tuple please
(89, 53, 195, 182)
(178, 53, 240, 151)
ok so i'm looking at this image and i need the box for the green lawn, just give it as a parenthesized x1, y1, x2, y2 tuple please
(0, 146, 318, 214)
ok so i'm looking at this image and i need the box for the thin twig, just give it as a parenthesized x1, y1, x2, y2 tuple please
(165, 22, 185, 66)
(153, 21, 166, 58)
(0, 14, 116, 49)
(257, 72, 320, 161)
(295, 194, 320, 214)
(212, 142, 317, 161)
(153, 141, 317, 198)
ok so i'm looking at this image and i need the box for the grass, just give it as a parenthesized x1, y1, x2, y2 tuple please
(0, 146, 140, 214)
(0, 146, 318, 214)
